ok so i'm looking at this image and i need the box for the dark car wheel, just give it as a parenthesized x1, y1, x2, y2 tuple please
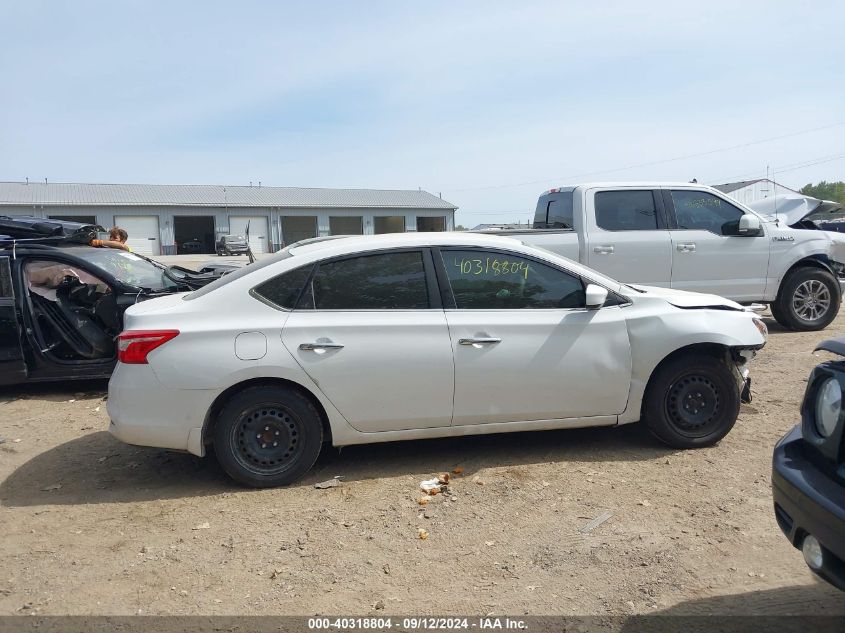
(643, 355, 740, 449)
(213, 386, 323, 488)
(773, 267, 840, 332)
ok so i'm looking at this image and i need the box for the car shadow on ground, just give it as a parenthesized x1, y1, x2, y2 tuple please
(0, 378, 108, 404)
(0, 422, 676, 506)
(618, 582, 845, 632)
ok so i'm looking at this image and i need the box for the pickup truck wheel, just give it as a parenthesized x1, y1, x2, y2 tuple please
(644, 355, 740, 449)
(213, 386, 323, 488)
(773, 267, 840, 331)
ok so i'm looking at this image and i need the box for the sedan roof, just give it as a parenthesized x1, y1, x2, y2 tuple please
(287, 231, 522, 257)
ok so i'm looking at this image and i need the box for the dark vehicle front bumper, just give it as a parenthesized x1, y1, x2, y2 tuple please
(772, 424, 845, 589)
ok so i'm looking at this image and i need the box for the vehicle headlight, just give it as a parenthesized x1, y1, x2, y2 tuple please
(815, 377, 842, 438)
(752, 317, 768, 339)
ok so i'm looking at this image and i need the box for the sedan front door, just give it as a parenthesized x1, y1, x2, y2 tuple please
(281, 249, 455, 433)
(438, 248, 632, 426)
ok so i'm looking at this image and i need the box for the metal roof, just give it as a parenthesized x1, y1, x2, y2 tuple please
(713, 178, 801, 195)
(0, 181, 457, 210)
(713, 179, 764, 194)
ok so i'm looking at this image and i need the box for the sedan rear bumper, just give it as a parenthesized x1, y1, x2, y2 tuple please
(107, 363, 216, 457)
(772, 424, 845, 590)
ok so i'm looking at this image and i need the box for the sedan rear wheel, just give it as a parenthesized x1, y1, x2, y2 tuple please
(213, 385, 323, 487)
(644, 354, 740, 449)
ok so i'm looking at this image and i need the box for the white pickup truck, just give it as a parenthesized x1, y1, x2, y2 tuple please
(481, 183, 845, 331)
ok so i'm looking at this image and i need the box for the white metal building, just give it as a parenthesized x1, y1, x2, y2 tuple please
(713, 178, 799, 206)
(0, 181, 457, 255)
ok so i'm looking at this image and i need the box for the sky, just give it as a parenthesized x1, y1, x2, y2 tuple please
(1, 1, 844, 226)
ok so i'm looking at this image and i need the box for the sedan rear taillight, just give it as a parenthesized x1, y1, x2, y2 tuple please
(117, 330, 179, 364)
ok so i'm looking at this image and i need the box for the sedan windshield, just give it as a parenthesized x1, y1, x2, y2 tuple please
(82, 249, 176, 291)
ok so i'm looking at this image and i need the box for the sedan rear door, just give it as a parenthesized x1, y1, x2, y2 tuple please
(0, 256, 27, 384)
(437, 248, 632, 426)
(281, 249, 455, 433)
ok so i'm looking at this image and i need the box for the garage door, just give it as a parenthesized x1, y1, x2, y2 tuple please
(281, 216, 318, 245)
(229, 216, 269, 254)
(114, 216, 160, 255)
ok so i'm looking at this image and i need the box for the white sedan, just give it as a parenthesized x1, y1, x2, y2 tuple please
(108, 233, 767, 487)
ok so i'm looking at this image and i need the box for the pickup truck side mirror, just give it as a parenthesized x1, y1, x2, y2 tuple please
(738, 214, 763, 236)
(585, 284, 608, 310)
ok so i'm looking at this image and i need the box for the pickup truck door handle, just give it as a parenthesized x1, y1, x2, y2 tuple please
(459, 337, 502, 347)
(299, 342, 344, 351)
(593, 245, 614, 254)
(676, 243, 696, 252)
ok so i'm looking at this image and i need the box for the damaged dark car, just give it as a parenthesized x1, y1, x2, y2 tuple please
(773, 337, 845, 590)
(0, 216, 239, 385)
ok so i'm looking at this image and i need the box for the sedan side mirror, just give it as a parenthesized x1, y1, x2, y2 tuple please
(738, 214, 762, 236)
(585, 284, 608, 310)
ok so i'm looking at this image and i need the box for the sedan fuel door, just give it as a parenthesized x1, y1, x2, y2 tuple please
(0, 256, 27, 384)
(280, 249, 455, 433)
(439, 248, 632, 426)
(584, 188, 673, 287)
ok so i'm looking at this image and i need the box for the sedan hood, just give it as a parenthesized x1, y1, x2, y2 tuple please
(628, 284, 746, 311)
(747, 193, 843, 227)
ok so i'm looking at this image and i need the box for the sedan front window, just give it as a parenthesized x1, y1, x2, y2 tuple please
(442, 249, 585, 309)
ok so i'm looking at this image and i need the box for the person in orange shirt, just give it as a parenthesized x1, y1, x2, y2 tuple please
(90, 226, 130, 251)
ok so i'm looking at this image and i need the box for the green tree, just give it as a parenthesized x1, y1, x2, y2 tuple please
(454, 224, 468, 231)
(800, 181, 845, 204)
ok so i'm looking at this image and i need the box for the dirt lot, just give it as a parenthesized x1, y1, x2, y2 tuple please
(2, 312, 845, 617)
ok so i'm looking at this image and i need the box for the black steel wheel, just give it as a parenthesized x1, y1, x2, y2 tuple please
(644, 354, 740, 448)
(213, 385, 323, 487)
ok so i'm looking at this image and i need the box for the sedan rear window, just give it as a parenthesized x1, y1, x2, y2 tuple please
(297, 251, 429, 310)
(185, 250, 293, 300)
(251, 264, 314, 310)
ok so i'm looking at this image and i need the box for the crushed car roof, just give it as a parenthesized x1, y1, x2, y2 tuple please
(0, 215, 104, 245)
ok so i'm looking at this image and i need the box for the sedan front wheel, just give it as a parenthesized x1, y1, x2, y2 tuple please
(643, 354, 740, 449)
(213, 385, 323, 487)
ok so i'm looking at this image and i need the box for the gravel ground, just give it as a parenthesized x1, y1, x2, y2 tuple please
(2, 311, 845, 617)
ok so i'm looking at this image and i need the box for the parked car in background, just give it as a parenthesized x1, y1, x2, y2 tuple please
(773, 338, 845, 590)
(0, 216, 232, 385)
(179, 238, 204, 254)
(216, 234, 250, 256)
(475, 183, 845, 331)
(108, 232, 766, 488)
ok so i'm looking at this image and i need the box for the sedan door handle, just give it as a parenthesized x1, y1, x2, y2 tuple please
(593, 245, 614, 254)
(676, 243, 696, 252)
(459, 337, 502, 346)
(299, 342, 344, 351)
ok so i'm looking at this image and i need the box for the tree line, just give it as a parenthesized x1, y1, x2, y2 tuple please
(801, 181, 845, 204)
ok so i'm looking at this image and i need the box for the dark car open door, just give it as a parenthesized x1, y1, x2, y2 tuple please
(0, 256, 27, 384)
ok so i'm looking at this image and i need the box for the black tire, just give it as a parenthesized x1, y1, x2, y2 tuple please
(643, 354, 740, 449)
(213, 385, 323, 487)
(772, 267, 840, 332)
(768, 299, 785, 325)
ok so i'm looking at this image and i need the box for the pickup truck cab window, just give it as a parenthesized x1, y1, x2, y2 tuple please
(441, 249, 585, 309)
(671, 190, 745, 236)
(595, 190, 659, 231)
(297, 251, 430, 310)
